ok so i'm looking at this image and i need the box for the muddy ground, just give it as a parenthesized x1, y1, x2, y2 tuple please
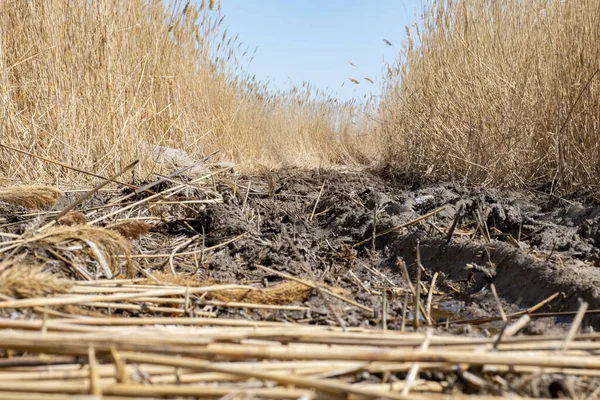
(3, 167, 600, 334)
(180, 166, 600, 333)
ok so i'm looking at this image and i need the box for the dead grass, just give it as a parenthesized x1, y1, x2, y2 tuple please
(0, 0, 373, 185)
(0, 185, 62, 209)
(380, 0, 600, 190)
(0, 256, 71, 299)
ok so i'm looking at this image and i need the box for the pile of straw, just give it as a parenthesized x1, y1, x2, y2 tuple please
(0, 317, 594, 398)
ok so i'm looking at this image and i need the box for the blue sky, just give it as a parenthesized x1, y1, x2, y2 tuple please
(218, 1, 423, 102)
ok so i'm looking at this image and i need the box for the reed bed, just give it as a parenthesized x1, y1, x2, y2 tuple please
(0, 0, 373, 186)
(380, 0, 600, 190)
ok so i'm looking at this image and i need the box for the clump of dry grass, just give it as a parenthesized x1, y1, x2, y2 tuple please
(32, 226, 134, 278)
(0, 186, 62, 209)
(0, 1, 373, 184)
(380, 0, 600, 190)
(0, 256, 72, 299)
(107, 220, 150, 240)
(57, 211, 87, 226)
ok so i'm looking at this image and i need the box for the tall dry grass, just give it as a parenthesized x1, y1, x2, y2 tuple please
(380, 0, 600, 190)
(0, 0, 372, 184)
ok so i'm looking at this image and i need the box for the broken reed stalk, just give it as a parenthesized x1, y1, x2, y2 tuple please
(490, 283, 507, 323)
(88, 346, 101, 396)
(4, 333, 599, 371)
(309, 180, 326, 221)
(476, 209, 491, 243)
(372, 206, 377, 252)
(397, 258, 415, 294)
(414, 240, 422, 329)
(118, 352, 406, 400)
(0, 383, 315, 399)
(0, 317, 295, 330)
(382, 283, 387, 331)
(425, 272, 438, 324)
(397, 257, 429, 325)
(353, 207, 445, 248)
(502, 314, 531, 338)
(401, 291, 409, 332)
(446, 204, 463, 243)
(348, 270, 371, 295)
(561, 301, 589, 351)
(545, 242, 557, 262)
(48, 160, 139, 228)
(490, 283, 509, 349)
(241, 180, 251, 215)
(168, 233, 203, 276)
(198, 227, 206, 271)
(0, 284, 254, 309)
(110, 346, 129, 384)
(151, 199, 222, 205)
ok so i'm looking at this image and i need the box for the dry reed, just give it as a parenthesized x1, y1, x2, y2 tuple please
(380, 0, 600, 190)
(0, 0, 372, 185)
(56, 211, 87, 226)
(107, 220, 150, 240)
(208, 281, 312, 304)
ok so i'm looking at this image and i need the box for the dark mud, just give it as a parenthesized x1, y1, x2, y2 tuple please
(137, 168, 600, 331)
